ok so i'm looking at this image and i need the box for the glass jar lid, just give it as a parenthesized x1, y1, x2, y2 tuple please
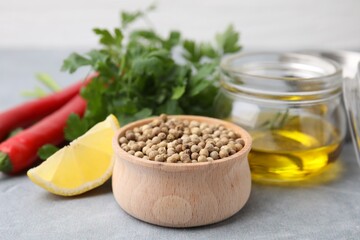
(220, 52, 343, 103)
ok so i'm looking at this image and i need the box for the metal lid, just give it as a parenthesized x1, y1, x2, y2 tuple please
(343, 63, 360, 165)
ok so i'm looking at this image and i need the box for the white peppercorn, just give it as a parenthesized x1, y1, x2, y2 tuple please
(220, 137, 229, 145)
(219, 150, 229, 158)
(216, 141, 223, 148)
(229, 149, 236, 155)
(135, 133, 141, 139)
(155, 154, 166, 162)
(228, 132, 236, 139)
(119, 137, 128, 144)
(205, 143, 215, 152)
(145, 148, 152, 156)
(183, 149, 191, 155)
(143, 128, 152, 137)
(175, 144, 183, 153)
(221, 145, 231, 154)
(167, 155, 177, 163)
(182, 135, 191, 143)
(160, 126, 169, 134)
(191, 127, 201, 135)
(167, 134, 175, 141)
(125, 131, 135, 140)
(150, 145, 159, 150)
(202, 127, 213, 134)
(119, 114, 246, 163)
(199, 123, 207, 130)
(235, 143, 243, 151)
(210, 151, 219, 160)
(198, 141, 206, 148)
(158, 132, 166, 140)
(148, 150, 158, 160)
(160, 113, 167, 122)
(141, 124, 151, 131)
(198, 155, 207, 162)
(130, 143, 140, 152)
(121, 143, 127, 148)
(213, 137, 220, 142)
(180, 154, 191, 162)
(199, 149, 209, 157)
(172, 153, 180, 162)
(183, 128, 191, 135)
(202, 134, 210, 140)
(167, 142, 175, 149)
(191, 152, 199, 160)
(134, 151, 144, 158)
(158, 147, 166, 155)
(213, 130, 221, 137)
(191, 135, 201, 144)
(168, 128, 177, 136)
(151, 119, 162, 127)
(138, 141, 146, 149)
(122, 145, 130, 152)
(236, 138, 245, 146)
(189, 120, 200, 128)
(142, 146, 149, 154)
(158, 141, 167, 148)
(152, 136, 161, 144)
(190, 145, 200, 153)
(182, 143, 192, 151)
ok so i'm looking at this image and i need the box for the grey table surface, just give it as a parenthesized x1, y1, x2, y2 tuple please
(1, 50, 360, 240)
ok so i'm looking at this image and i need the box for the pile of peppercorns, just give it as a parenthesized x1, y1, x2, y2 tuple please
(119, 114, 245, 163)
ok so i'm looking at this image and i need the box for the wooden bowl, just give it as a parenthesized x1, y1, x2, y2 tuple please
(112, 115, 252, 228)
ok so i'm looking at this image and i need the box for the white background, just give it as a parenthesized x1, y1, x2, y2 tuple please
(0, 0, 359, 51)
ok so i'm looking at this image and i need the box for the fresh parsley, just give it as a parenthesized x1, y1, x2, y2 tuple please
(61, 6, 242, 141)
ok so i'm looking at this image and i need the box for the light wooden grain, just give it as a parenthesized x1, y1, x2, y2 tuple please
(112, 115, 252, 228)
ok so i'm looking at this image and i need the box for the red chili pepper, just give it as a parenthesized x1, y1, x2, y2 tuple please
(0, 75, 93, 140)
(0, 95, 86, 174)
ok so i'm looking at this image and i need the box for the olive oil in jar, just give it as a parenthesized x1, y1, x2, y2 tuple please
(216, 52, 347, 183)
(249, 116, 342, 182)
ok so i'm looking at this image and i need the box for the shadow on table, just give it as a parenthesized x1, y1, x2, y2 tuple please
(180, 160, 347, 231)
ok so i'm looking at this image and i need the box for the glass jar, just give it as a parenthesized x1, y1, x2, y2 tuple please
(214, 52, 347, 183)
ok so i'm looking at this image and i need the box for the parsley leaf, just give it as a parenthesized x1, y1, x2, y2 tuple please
(62, 53, 91, 73)
(64, 113, 89, 141)
(38, 144, 59, 160)
(171, 85, 186, 100)
(216, 24, 242, 54)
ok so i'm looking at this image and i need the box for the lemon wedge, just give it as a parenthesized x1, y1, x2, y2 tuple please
(27, 114, 120, 196)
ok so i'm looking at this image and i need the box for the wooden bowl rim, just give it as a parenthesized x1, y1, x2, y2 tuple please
(113, 115, 252, 172)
